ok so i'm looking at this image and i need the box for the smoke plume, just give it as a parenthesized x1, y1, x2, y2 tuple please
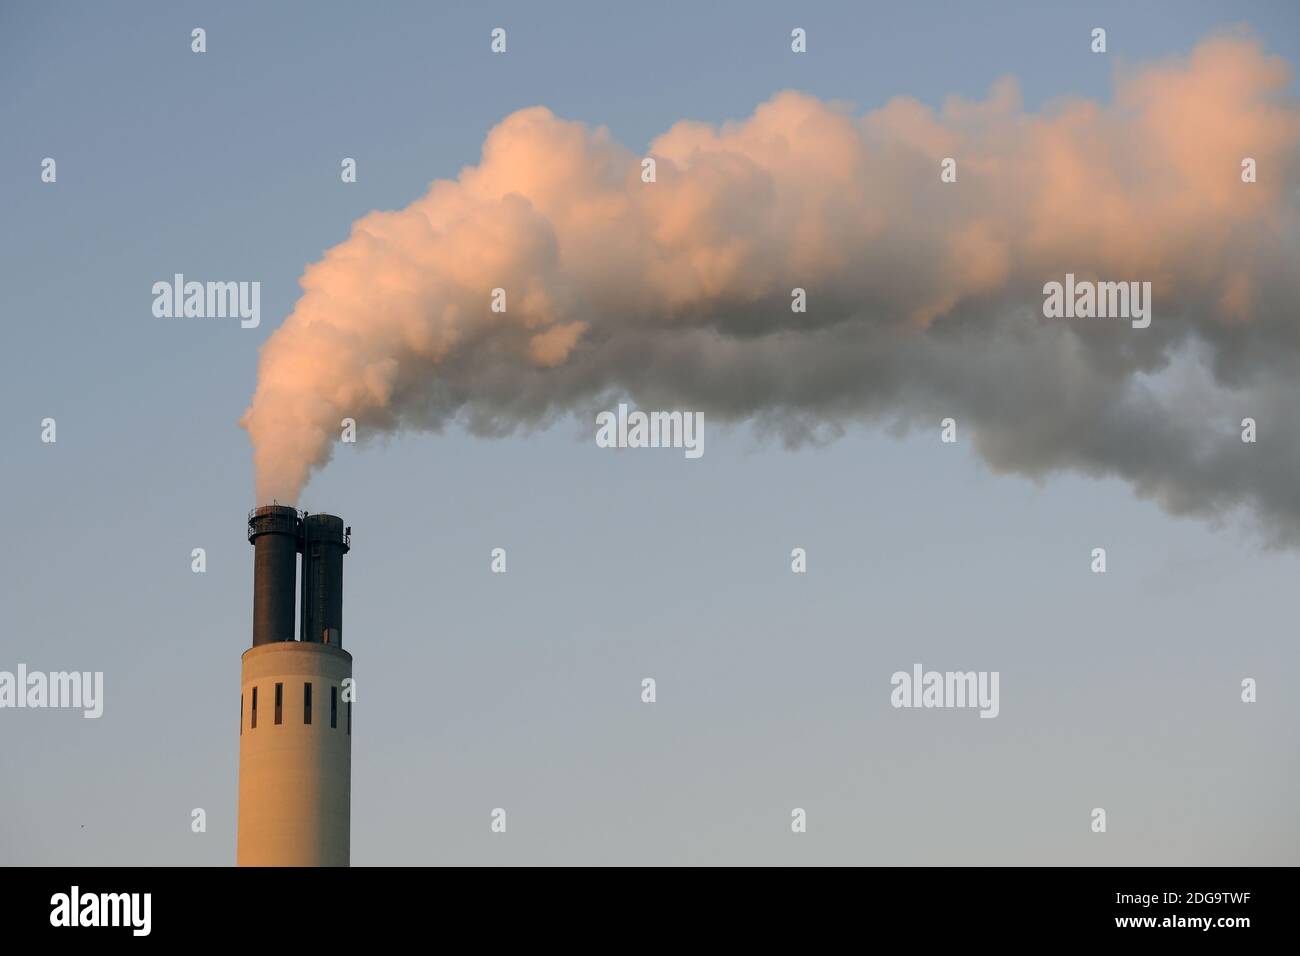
(242, 35, 1300, 541)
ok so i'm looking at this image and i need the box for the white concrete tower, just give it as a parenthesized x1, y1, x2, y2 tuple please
(238, 506, 353, 867)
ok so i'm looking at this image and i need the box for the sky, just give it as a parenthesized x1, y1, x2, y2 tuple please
(2, 0, 1299, 866)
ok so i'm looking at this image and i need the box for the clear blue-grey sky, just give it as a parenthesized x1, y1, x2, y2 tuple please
(2, 0, 1298, 865)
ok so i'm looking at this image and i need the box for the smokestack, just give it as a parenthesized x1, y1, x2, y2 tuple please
(247, 504, 300, 646)
(239, 508, 354, 867)
(300, 513, 350, 647)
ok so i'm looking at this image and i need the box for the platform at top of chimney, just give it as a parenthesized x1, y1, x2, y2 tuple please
(247, 504, 300, 544)
(247, 506, 351, 551)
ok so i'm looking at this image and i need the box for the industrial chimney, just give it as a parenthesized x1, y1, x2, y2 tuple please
(248, 504, 299, 646)
(300, 513, 349, 646)
(238, 507, 353, 867)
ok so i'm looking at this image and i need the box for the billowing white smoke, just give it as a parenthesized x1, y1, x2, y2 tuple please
(242, 35, 1300, 541)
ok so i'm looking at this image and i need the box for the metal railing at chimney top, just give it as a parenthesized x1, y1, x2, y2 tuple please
(245, 508, 351, 549)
